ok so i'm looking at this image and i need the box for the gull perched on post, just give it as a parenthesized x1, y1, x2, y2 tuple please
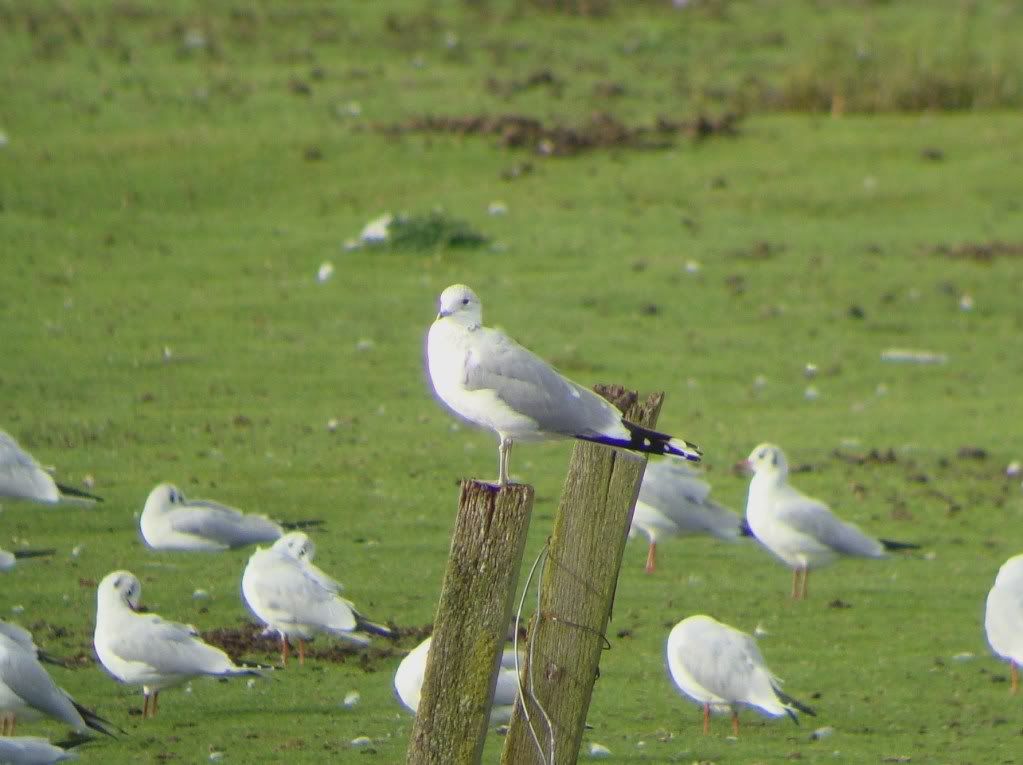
(241, 532, 395, 666)
(0, 431, 101, 505)
(139, 483, 321, 552)
(630, 460, 741, 574)
(94, 571, 264, 718)
(426, 284, 702, 486)
(666, 615, 814, 735)
(985, 553, 1023, 694)
(741, 443, 918, 599)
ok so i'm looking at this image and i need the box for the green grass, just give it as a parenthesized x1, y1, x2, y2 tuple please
(2, 1, 1023, 762)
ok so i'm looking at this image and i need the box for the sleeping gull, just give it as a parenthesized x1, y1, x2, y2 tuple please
(985, 553, 1023, 694)
(426, 284, 702, 486)
(241, 532, 395, 665)
(94, 571, 263, 718)
(393, 636, 519, 725)
(0, 548, 56, 574)
(0, 633, 117, 737)
(742, 443, 918, 599)
(666, 614, 814, 735)
(0, 736, 78, 764)
(630, 460, 741, 573)
(139, 483, 321, 552)
(0, 431, 101, 505)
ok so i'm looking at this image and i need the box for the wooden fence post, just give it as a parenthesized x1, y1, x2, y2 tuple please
(407, 480, 534, 765)
(501, 385, 664, 765)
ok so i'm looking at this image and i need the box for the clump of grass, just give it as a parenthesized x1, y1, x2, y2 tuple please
(368, 212, 490, 252)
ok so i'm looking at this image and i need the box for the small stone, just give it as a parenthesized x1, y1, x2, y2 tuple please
(803, 363, 818, 379)
(684, 260, 701, 274)
(343, 690, 361, 708)
(959, 294, 974, 311)
(804, 386, 820, 401)
(326, 418, 340, 433)
(350, 736, 373, 748)
(10, 605, 24, 615)
(487, 201, 508, 216)
(951, 652, 975, 662)
(1006, 461, 1022, 477)
(810, 725, 834, 741)
(355, 338, 375, 352)
(246, 679, 256, 689)
(192, 589, 210, 601)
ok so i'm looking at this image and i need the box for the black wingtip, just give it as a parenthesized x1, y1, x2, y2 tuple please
(72, 699, 123, 738)
(55, 482, 103, 502)
(13, 548, 57, 560)
(774, 685, 816, 720)
(739, 518, 755, 538)
(280, 519, 326, 531)
(356, 617, 398, 639)
(880, 538, 920, 552)
(580, 421, 703, 462)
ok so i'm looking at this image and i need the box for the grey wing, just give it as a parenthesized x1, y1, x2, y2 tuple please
(0, 621, 38, 653)
(0, 646, 80, 725)
(775, 486, 883, 557)
(111, 616, 233, 675)
(252, 557, 357, 631)
(0, 433, 57, 502)
(169, 501, 281, 547)
(463, 328, 621, 436)
(639, 462, 740, 539)
(685, 622, 765, 701)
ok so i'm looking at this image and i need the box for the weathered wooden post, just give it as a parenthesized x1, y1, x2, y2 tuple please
(407, 480, 534, 765)
(501, 385, 664, 765)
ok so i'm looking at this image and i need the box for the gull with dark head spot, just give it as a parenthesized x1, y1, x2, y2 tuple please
(741, 443, 918, 599)
(94, 571, 263, 718)
(0, 431, 101, 505)
(666, 615, 814, 736)
(426, 284, 702, 486)
(139, 483, 321, 552)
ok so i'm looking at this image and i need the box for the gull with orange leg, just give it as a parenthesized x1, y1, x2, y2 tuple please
(741, 443, 918, 599)
(666, 615, 814, 735)
(985, 553, 1023, 694)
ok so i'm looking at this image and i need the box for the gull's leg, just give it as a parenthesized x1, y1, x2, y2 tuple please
(142, 693, 150, 719)
(645, 542, 657, 574)
(791, 568, 799, 599)
(801, 568, 810, 600)
(702, 703, 710, 734)
(498, 436, 512, 487)
(152, 690, 159, 717)
(298, 638, 306, 666)
(731, 709, 740, 736)
(1012, 660, 1019, 694)
(281, 636, 289, 666)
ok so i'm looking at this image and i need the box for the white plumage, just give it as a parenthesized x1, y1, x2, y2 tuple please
(426, 284, 701, 486)
(139, 483, 285, 551)
(242, 532, 392, 665)
(94, 570, 260, 718)
(743, 443, 913, 599)
(0, 633, 112, 737)
(0, 431, 98, 505)
(394, 636, 519, 725)
(0, 736, 78, 764)
(985, 553, 1023, 694)
(665, 615, 813, 735)
(630, 460, 741, 573)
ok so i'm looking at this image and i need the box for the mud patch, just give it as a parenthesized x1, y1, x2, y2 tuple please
(379, 111, 739, 156)
(202, 621, 433, 670)
(931, 241, 1023, 262)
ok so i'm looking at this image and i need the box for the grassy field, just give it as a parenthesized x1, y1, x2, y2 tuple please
(3, 1, 1023, 762)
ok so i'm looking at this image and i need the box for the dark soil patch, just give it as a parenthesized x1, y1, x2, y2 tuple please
(379, 111, 740, 156)
(202, 621, 433, 670)
(831, 448, 899, 466)
(931, 241, 1023, 262)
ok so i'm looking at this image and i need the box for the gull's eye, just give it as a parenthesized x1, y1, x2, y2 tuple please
(461, 298, 469, 305)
